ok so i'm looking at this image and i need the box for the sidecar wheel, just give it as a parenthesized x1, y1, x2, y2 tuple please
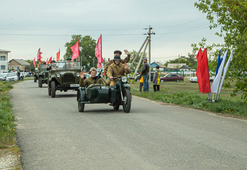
(78, 101, 85, 112)
(123, 88, 131, 113)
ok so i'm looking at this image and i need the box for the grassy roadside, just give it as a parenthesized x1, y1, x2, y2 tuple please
(130, 79, 247, 118)
(0, 80, 21, 169)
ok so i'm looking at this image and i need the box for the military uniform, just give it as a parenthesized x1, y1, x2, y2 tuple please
(104, 54, 131, 75)
(79, 77, 103, 87)
(107, 62, 131, 86)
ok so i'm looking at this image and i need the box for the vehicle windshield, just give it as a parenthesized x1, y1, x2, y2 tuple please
(7, 73, 17, 77)
(40, 64, 48, 71)
(51, 61, 81, 70)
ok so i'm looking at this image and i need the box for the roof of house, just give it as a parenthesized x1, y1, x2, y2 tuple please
(167, 63, 186, 69)
(0, 49, 11, 53)
(151, 62, 165, 68)
(9, 59, 30, 66)
(180, 65, 191, 69)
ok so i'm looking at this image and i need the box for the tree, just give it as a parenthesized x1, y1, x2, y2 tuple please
(64, 35, 96, 71)
(195, 0, 247, 101)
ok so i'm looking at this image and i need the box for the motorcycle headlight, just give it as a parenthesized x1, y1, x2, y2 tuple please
(121, 76, 128, 83)
(56, 73, 61, 78)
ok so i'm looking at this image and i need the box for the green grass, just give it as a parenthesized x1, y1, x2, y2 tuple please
(0, 81, 16, 145)
(131, 79, 247, 118)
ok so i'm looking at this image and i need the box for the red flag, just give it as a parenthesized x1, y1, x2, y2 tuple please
(56, 49, 60, 62)
(95, 34, 104, 69)
(196, 48, 211, 94)
(70, 39, 79, 61)
(37, 48, 42, 64)
(48, 57, 52, 64)
(33, 58, 36, 67)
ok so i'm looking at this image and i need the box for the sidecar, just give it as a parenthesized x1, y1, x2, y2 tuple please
(77, 81, 131, 113)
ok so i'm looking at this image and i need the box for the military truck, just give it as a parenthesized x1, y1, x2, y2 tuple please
(47, 61, 81, 98)
(38, 64, 49, 88)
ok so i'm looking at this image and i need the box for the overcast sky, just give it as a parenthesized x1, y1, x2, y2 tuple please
(0, 0, 223, 63)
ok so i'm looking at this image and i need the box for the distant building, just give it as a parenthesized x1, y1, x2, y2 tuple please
(8, 59, 30, 71)
(0, 49, 11, 73)
(150, 62, 166, 71)
(166, 63, 187, 71)
(179, 65, 191, 71)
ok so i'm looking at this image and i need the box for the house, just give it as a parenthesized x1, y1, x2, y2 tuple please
(179, 65, 191, 71)
(0, 49, 10, 73)
(166, 63, 186, 71)
(150, 62, 166, 71)
(8, 59, 30, 71)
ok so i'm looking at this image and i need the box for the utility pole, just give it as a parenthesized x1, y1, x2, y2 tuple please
(145, 25, 155, 81)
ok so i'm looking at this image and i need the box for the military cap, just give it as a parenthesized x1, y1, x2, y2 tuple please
(51, 60, 56, 63)
(143, 58, 147, 61)
(67, 57, 72, 60)
(114, 50, 122, 55)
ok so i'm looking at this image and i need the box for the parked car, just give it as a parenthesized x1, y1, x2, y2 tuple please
(6, 73, 18, 81)
(135, 72, 154, 81)
(0, 73, 7, 81)
(160, 73, 183, 82)
(189, 76, 214, 83)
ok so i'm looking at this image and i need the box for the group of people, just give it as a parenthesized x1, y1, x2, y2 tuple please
(79, 49, 161, 92)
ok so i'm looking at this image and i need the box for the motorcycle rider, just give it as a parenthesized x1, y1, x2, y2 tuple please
(79, 68, 103, 87)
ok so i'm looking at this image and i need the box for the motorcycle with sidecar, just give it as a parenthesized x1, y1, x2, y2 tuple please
(77, 76, 132, 113)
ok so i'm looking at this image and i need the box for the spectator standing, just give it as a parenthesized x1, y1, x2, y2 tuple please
(140, 58, 149, 91)
(153, 66, 161, 92)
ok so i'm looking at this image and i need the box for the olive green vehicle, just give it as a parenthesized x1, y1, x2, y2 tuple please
(38, 64, 49, 88)
(48, 61, 81, 98)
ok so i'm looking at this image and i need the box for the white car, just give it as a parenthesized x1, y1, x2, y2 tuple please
(0, 73, 8, 81)
(6, 73, 18, 81)
(189, 76, 214, 83)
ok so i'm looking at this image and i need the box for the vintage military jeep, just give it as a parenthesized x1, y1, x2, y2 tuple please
(38, 64, 49, 88)
(48, 61, 81, 98)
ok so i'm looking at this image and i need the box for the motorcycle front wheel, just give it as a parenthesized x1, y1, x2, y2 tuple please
(122, 88, 131, 113)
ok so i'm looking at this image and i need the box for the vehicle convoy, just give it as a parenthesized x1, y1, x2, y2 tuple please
(38, 64, 49, 88)
(77, 74, 132, 113)
(48, 61, 81, 98)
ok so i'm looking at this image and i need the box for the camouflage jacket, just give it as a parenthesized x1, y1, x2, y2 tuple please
(104, 54, 130, 75)
(79, 77, 103, 87)
(106, 62, 131, 78)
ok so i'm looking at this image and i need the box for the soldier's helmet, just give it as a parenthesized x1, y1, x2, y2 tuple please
(114, 50, 122, 55)
(113, 55, 121, 61)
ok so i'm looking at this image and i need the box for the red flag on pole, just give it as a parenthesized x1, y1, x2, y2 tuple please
(95, 34, 104, 69)
(196, 48, 211, 94)
(70, 39, 79, 61)
(56, 49, 60, 62)
(33, 58, 36, 67)
(48, 57, 52, 64)
(37, 48, 42, 64)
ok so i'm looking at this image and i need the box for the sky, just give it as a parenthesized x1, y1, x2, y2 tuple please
(0, 0, 224, 63)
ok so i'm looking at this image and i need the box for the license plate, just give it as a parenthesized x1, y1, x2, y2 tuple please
(70, 84, 79, 87)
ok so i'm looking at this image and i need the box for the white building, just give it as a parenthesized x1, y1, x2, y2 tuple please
(0, 49, 10, 73)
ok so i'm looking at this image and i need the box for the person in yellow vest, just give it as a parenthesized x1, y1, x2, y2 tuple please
(152, 66, 161, 92)
(139, 76, 143, 92)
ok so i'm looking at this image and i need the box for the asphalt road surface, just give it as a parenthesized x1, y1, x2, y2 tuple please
(11, 80, 247, 170)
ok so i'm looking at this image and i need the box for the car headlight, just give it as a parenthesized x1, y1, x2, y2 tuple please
(121, 76, 128, 83)
(56, 73, 61, 78)
(76, 73, 80, 77)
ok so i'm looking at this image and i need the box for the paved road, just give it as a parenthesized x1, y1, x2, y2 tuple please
(11, 80, 247, 170)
